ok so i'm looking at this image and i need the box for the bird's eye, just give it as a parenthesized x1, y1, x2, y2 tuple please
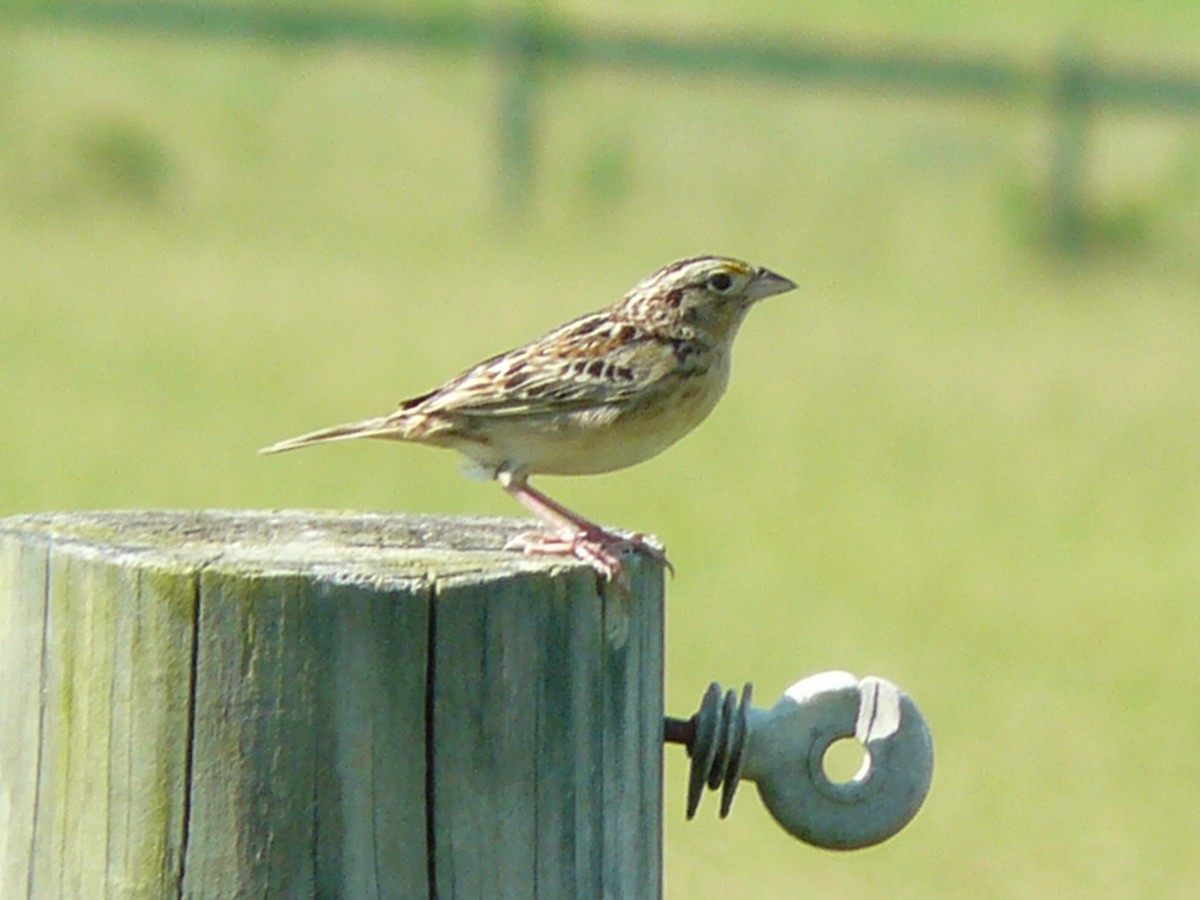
(708, 272, 733, 292)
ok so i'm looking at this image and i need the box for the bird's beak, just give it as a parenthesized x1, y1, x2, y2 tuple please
(746, 267, 798, 300)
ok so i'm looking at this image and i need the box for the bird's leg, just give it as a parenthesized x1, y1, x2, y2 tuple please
(510, 480, 674, 572)
(500, 476, 628, 586)
(495, 469, 673, 586)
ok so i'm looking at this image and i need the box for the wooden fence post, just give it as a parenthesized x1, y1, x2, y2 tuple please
(494, 15, 540, 215)
(1048, 46, 1090, 254)
(0, 509, 664, 898)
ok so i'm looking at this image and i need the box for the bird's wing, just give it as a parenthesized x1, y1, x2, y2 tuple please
(398, 313, 696, 420)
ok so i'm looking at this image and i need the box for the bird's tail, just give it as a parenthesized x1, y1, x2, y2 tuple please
(259, 416, 400, 455)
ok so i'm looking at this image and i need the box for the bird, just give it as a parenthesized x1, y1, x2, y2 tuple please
(261, 255, 797, 588)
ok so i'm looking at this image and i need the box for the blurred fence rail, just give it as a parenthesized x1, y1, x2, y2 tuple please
(6, 1, 1200, 250)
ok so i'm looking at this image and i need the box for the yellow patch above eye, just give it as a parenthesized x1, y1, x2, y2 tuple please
(721, 261, 752, 277)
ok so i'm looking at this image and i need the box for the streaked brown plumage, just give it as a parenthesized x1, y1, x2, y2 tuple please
(262, 255, 796, 586)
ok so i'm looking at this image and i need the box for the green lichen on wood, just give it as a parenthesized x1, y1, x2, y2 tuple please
(0, 509, 578, 588)
(26, 549, 199, 897)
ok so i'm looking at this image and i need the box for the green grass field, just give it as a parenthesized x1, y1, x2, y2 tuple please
(3, 5, 1200, 896)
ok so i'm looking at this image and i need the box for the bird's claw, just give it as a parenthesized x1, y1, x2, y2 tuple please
(505, 527, 672, 590)
(623, 531, 675, 576)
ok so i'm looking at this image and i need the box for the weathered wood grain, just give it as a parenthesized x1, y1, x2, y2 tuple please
(0, 510, 664, 899)
(0, 531, 48, 897)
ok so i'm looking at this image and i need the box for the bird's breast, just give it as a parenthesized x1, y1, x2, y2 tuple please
(462, 356, 731, 476)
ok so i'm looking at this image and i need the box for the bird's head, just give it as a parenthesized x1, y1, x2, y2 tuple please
(620, 255, 797, 342)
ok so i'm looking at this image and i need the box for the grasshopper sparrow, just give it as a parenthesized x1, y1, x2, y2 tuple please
(261, 255, 796, 587)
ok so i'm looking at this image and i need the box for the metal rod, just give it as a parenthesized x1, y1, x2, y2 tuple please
(663, 716, 696, 747)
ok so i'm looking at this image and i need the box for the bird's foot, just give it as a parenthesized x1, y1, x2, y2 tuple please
(505, 527, 672, 590)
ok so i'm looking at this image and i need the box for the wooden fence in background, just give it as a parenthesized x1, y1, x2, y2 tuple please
(6, 1, 1200, 251)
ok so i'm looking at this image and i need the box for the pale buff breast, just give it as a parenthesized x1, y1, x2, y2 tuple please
(451, 357, 733, 476)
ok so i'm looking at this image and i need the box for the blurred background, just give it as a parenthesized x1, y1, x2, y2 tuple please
(3, 1, 1200, 896)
